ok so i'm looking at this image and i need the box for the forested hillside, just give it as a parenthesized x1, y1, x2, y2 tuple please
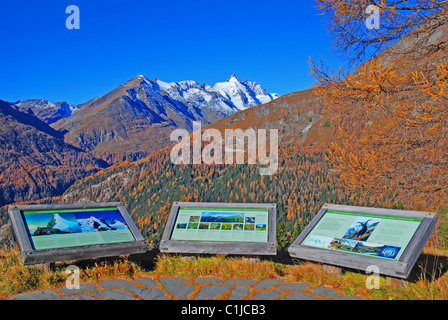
(49, 142, 389, 250)
(0, 100, 108, 207)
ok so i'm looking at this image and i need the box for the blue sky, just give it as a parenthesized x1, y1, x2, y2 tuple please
(0, 0, 342, 105)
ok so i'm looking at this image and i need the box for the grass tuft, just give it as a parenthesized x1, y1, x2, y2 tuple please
(152, 254, 287, 279)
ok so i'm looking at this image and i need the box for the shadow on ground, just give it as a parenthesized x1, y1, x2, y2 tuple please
(407, 253, 448, 283)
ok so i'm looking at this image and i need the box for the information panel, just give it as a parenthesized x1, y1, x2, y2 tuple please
(170, 207, 269, 243)
(23, 207, 136, 251)
(288, 204, 438, 279)
(8, 203, 148, 265)
(301, 210, 422, 261)
(160, 202, 277, 256)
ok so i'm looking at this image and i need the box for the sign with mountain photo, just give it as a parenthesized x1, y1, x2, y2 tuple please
(23, 207, 135, 250)
(8, 203, 148, 265)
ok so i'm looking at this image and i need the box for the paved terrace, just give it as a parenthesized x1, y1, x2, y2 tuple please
(8, 276, 364, 300)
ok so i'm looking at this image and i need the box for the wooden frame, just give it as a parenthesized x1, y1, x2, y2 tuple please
(288, 204, 438, 279)
(8, 202, 148, 265)
(160, 202, 277, 256)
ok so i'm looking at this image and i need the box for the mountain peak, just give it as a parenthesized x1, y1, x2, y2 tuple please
(226, 73, 242, 83)
(136, 74, 149, 82)
(126, 74, 149, 85)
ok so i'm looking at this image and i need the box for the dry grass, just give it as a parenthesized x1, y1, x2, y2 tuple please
(0, 247, 65, 298)
(152, 254, 287, 279)
(0, 246, 447, 300)
(0, 247, 142, 297)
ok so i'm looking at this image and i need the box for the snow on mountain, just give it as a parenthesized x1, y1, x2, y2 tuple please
(244, 80, 280, 104)
(15, 99, 57, 110)
(152, 78, 238, 115)
(107, 219, 128, 230)
(145, 73, 279, 115)
(208, 73, 279, 110)
(111, 73, 278, 130)
(13, 74, 277, 130)
(13, 99, 79, 124)
(51, 214, 82, 233)
(77, 215, 128, 232)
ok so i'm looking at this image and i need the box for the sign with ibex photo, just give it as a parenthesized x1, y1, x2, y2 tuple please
(288, 204, 438, 279)
(8, 203, 148, 265)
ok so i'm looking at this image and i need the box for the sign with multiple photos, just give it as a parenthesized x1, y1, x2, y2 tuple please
(160, 202, 277, 256)
(8, 203, 148, 265)
(288, 204, 438, 279)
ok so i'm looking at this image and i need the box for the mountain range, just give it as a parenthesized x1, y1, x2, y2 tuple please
(13, 74, 278, 163)
(0, 74, 278, 207)
(77, 215, 128, 232)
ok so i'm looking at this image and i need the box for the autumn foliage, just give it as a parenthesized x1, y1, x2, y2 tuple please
(316, 0, 447, 63)
(312, 2, 448, 211)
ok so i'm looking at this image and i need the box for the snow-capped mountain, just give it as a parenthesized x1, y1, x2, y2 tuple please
(152, 73, 279, 113)
(51, 73, 279, 161)
(152, 78, 238, 115)
(208, 73, 280, 110)
(13, 99, 79, 124)
(77, 215, 128, 232)
(49, 214, 82, 233)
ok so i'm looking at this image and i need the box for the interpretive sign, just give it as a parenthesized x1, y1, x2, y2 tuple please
(288, 204, 438, 279)
(8, 202, 148, 265)
(160, 202, 277, 255)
